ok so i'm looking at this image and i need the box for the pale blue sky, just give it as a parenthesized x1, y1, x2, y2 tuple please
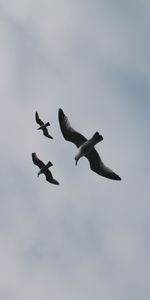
(0, 1, 150, 299)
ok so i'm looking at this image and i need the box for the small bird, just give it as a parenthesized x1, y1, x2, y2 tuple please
(35, 111, 53, 139)
(32, 152, 59, 185)
(58, 108, 121, 181)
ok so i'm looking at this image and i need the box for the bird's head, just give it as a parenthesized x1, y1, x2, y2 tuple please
(74, 155, 79, 165)
(37, 170, 41, 177)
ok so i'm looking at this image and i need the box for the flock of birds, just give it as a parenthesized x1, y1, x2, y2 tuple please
(32, 108, 121, 185)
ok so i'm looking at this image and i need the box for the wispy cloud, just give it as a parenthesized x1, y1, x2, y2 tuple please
(0, 1, 150, 299)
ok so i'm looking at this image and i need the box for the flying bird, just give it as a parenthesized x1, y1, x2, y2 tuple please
(58, 108, 121, 181)
(32, 152, 59, 185)
(35, 111, 53, 139)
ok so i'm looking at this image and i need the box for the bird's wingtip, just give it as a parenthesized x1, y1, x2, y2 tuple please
(115, 174, 121, 181)
(53, 180, 60, 185)
(58, 108, 65, 123)
(58, 108, 64, 116)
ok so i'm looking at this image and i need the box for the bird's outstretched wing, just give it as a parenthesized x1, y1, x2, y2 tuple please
(45, 171, 60, 185)
(86, 149, 121, 180)
(43, 128, 53, 139)
(35, 112, 44, 126)
(58, 108, 87, 147)
(32, 152, 45, 169)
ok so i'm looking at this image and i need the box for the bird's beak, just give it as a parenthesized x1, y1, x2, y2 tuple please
(75, 158, 78, 165)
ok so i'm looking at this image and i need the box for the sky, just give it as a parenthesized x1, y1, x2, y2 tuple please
(0, 0, 150, 299)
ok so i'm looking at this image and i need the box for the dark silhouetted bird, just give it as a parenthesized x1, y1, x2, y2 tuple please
(35, 111, 53, 139)
(32, 152, 59, 185)
(58, 108, 121, 181)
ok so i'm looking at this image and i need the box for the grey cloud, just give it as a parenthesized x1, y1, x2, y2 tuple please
(0, 0, 150, 299)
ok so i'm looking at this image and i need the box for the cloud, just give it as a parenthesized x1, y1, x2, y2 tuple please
(0, 0, 150, 299)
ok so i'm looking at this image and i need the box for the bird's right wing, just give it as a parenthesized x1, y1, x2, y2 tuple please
(35, 112, 44, 126)
(58, 108, 87, 147)
(32, 153, 45, 169)
(43, 128, 53, 139)
(86, 149, 121, 180)
(45, 170, 60, 185)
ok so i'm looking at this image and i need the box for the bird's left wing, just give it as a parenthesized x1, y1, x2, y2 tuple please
(35, 112, 44, 126)
(58, 108, 87, 147)
(32, 152, 45, 169)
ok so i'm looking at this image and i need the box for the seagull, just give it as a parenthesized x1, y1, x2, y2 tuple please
(32, 152, 59, 185)
(35, 111, 53, 139)
(58, 108, 121, 181)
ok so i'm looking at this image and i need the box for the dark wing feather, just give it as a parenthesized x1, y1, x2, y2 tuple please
(35, 112, 44, 126)
(32, 152, 45, 169)
(43, 128, 53, 139)
(86, 149, 121, 180)
(58, 108, 87, 147)
(45, 169, 60, 185)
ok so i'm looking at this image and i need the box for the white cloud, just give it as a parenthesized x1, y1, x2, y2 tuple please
(0, 0, 150, 299)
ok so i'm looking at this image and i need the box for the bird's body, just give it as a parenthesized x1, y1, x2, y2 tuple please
(35, 112, 53, 139)
(37, 161, 53, 176)
(32, 153, 59, 185)
(37, 122, 50, 131)
(75, 132, 103, 165)
(58, 108, 121, 181)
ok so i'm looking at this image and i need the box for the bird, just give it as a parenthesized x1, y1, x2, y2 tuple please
(32, 152, 59, 185)
(35, 111, 53, 139)
(58, 108, 121, 181)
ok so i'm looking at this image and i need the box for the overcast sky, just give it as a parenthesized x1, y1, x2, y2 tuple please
(0, 1, 150, 299)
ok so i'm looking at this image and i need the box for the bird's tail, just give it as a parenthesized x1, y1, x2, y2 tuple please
(47, 161, 53, 168)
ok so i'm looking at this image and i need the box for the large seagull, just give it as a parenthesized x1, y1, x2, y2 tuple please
(58, 108, 121, 181)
